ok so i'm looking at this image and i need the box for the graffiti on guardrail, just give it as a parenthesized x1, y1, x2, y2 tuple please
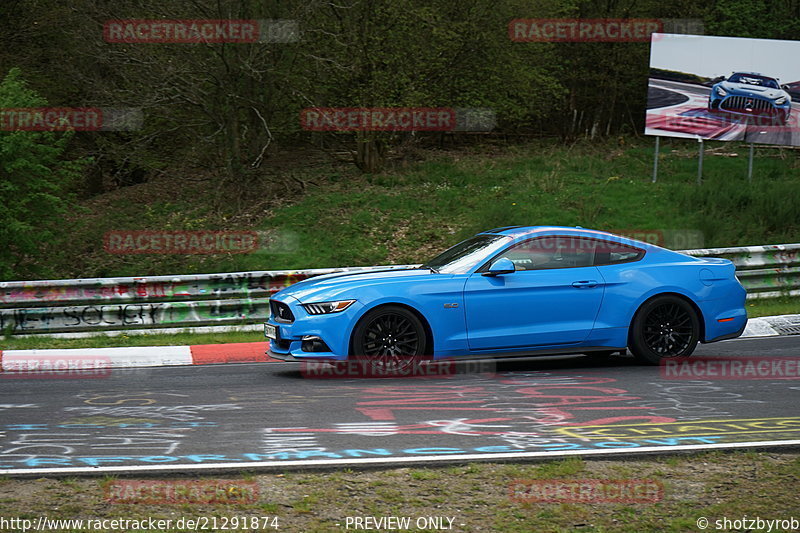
(0, 272, 311, 305)
(0, 300, 265, 332)
(0, 265, 414, 334)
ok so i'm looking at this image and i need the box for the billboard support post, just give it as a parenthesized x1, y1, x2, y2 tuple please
(652, 136, 660, 183)
(748, 143, 755, 182)
(697, 138, 704, 185)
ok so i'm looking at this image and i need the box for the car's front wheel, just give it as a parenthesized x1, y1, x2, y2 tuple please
(629, 295, 700, 365)
(350, 305, 429, 372)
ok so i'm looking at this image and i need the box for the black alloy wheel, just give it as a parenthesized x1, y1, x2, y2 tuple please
(629, 295, 700, 365)
(351, 305, 428, 373)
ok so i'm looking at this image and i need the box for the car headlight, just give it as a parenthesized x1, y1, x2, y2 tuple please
(302, 300, 356, 315)
(715, 86, 727, 96)
(775, 96, 787, 105)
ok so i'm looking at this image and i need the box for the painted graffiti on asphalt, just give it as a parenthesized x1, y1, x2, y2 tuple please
(0, 375, 791, 470)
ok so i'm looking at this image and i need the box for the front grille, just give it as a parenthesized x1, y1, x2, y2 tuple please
(269, 299, 295, 323)
(720, 96, 774, 113)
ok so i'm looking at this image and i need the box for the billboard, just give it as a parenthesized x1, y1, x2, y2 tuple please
(645, 34, 800, 146)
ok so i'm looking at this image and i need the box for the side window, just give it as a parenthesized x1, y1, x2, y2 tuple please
(593, 240, 645, 265)
(494, 236, 596, 270)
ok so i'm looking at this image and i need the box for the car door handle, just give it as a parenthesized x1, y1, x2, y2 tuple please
(572, 280, 598, 288)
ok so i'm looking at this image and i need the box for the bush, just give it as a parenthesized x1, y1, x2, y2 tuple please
(0, 68, 88, 280)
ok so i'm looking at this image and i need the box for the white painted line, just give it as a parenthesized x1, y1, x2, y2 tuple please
(2, 439, 799, 476)
(1, 346, 193, 370)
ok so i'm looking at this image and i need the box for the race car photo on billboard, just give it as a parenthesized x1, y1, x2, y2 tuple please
(708, 71, 792, 125)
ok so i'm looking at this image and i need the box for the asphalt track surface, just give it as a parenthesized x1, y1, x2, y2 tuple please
(645, 78, 800, 146)
(1, 336, 798, 476)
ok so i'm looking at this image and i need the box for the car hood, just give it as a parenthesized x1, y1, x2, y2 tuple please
(274, 267, 440, 303)
(720, 81, 787, 99)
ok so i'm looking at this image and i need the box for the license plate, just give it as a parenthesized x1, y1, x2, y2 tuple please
(264, 324, 278, 340)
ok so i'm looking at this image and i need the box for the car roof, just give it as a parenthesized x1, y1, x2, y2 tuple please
(731, 71, 778, 80)
(478, 225, 617, 238)
(476, 226, 672, 254)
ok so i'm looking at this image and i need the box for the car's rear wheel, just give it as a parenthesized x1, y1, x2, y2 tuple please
(351, 305, 428, 373)
(629, 295, 699, 365)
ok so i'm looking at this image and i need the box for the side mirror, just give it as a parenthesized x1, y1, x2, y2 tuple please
(483, 257, 516, 276)
(781, 84, 790, 91)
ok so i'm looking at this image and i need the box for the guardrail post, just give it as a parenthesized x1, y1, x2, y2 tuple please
(697, 138, 703, 185)
(652, 136, 660, 183)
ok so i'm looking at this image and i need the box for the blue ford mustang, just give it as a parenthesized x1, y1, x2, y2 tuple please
(265, 226, 747, 366)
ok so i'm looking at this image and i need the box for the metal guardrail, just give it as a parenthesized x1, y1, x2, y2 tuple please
(0, 265, 415, 336)
(0, 244, 797, 336)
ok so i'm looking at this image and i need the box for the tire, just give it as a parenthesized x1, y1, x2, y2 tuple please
(350, 305, 429, 372)
(628, 295, 700, 365)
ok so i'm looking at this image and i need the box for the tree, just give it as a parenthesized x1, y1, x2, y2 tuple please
(299, 0, 564, 171)
(0, 68, 87, 280)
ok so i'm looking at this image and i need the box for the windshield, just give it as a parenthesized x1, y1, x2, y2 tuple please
(422, 234, 511, 274)
(728, 73, 779, 89)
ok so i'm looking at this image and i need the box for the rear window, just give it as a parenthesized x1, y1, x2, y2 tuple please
(593, 240, 645, 265)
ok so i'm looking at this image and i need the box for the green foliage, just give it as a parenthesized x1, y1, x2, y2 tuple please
(708, 0, 800, 39)
(683, 171, 800, 246)
(0, 0, 798, 280)
(0, 68, 87, 280)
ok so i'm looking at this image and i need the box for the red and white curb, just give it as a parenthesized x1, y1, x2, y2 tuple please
(0, 342, 279, 371)
(743, 314, 800, 337)
(1, 315, 798, 372)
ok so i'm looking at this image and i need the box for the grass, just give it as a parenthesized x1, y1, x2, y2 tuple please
(746, 295, 800, 317)
(233, 138, 800, 273)
(0, 451, 797, 532)
(24, 136, 800, 280)
(1, 296, 795, 350)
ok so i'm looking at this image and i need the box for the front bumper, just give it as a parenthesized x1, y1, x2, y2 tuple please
(265, 296, 364, 360)
(715, 95, 790, 120)
(268, 350, 301, 362)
